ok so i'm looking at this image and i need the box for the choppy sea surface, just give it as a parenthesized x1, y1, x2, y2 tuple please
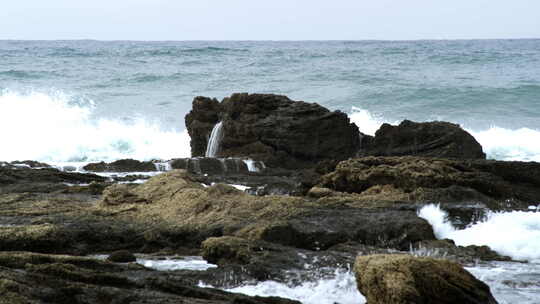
(1, 40, 540, 303)
(1, 39, 540, 162)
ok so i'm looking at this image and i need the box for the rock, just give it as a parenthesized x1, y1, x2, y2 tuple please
(101, 184, 148, 205)
(360, 120, 486, 159)
(170, 157, 253, 175)
(107, 250, 136, 263)
(201, 236, 253, 265)
(83, 159, 156, 172)
(100, 170, 435, 251)
(354, 254, 498, 304)
(320, 156, 540, 211)
(412, 239, 512, 264)
(9, 160, 51, 168)
(0, 251, 301, 304)
(0, 166, 106, 193)
(185, 93, 360, 169)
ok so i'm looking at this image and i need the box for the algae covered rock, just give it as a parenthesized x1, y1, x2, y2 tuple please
(320, 156, 540, 210)
(99, 170, 435, 250)
(201, 236, 253, 265)
(354, 254, 498, 304)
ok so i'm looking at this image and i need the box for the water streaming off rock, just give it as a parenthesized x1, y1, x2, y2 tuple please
(205, 121, 223, 157)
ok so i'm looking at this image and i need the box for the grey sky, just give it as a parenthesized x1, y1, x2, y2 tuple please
(2, 0, 540, 40)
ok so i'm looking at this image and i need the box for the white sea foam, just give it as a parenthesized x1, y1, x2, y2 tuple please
(223, 269, 365, 304)
(418, 204, 540, 262)
(348, 106, 387, 136)
(138, 257, 217, 271)
(469, 127, 540, 162)
(0, 90, 191, 163)
(467, 261, 540, 304)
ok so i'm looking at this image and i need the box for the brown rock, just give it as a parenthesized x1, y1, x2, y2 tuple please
(354, 254, 498, 304)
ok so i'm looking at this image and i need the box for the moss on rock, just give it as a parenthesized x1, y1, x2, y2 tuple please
(354, 254, 498, 304)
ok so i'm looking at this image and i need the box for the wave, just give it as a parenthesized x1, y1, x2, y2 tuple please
(418, 204, 540, 262)
(0, 89, 191, 163)
(219, 269, 364, 304)
(348, 107, 540, 162)
(0, 69, 56, 79)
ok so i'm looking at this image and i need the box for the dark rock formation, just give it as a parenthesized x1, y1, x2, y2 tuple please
(83, 159, 157, 172)
(320, 156, 540, 211)
(0, 251, 300, 304)
(413, 239, 512, 263)
(354, 254, 498, 304)
(107, 250, 136, 263)
(185, 93, 360, 169)
(360, 120, 486, 159)
(0, 165, 106, 193)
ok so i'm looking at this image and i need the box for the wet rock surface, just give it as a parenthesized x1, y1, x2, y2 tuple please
(360, 120, 486, 159)
(83, 159, 157, 172)
(0, 165, 107, 194)
(0, 251, 300, 304)
(186, 93, 360, 169)
(354, 254, 499, 304)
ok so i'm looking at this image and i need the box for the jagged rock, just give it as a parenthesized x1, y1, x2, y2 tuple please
(354, 254, 498, 304)
(83, 159, 156, 172)
(413, 239, 512, 263)
(360, 120, 486, 159)
(9, 160, 51, 168)
(185, 93, 360, 169)
(99, 170, 435, 251)
(107, 250, 136, 263)
(0, 165, 106, 193)
(0, 251, 301, 304)
(320, 156, 540, 211)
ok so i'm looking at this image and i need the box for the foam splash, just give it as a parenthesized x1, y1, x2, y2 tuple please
(470, 127, 540, 162)
(222, 269, 364, 304)
(0, 90, 191, 163)
(138, 257, 217, 271)
(348, 106, 387, 136)
(418, 204, 540, 262)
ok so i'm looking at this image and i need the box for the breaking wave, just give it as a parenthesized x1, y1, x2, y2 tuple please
(0, 89, 190, 163)
(418, 204, 540, 262)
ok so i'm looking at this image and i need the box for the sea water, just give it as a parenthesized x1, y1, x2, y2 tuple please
(2, 40, 540, 303)
(1, 40, 540, 163)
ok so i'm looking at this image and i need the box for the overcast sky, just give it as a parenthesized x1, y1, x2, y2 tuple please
(2, 0, 540, 40)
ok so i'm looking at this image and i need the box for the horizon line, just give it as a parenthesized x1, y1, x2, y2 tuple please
(1, 37, 540, 42)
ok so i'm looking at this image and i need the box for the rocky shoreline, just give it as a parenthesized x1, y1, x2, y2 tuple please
(2, 93, 539, 303)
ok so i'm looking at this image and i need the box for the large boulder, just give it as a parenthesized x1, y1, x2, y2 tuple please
(354, 254, 498, 304)
(185, 93, 360, 169)
(361, 120, 486, 159)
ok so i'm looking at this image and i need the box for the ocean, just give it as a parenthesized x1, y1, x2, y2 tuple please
(1, 40, 540, 303)
(1, 39, 540, 163)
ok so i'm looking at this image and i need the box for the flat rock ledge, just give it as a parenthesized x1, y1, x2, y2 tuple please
(354, 254, 498, 304)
